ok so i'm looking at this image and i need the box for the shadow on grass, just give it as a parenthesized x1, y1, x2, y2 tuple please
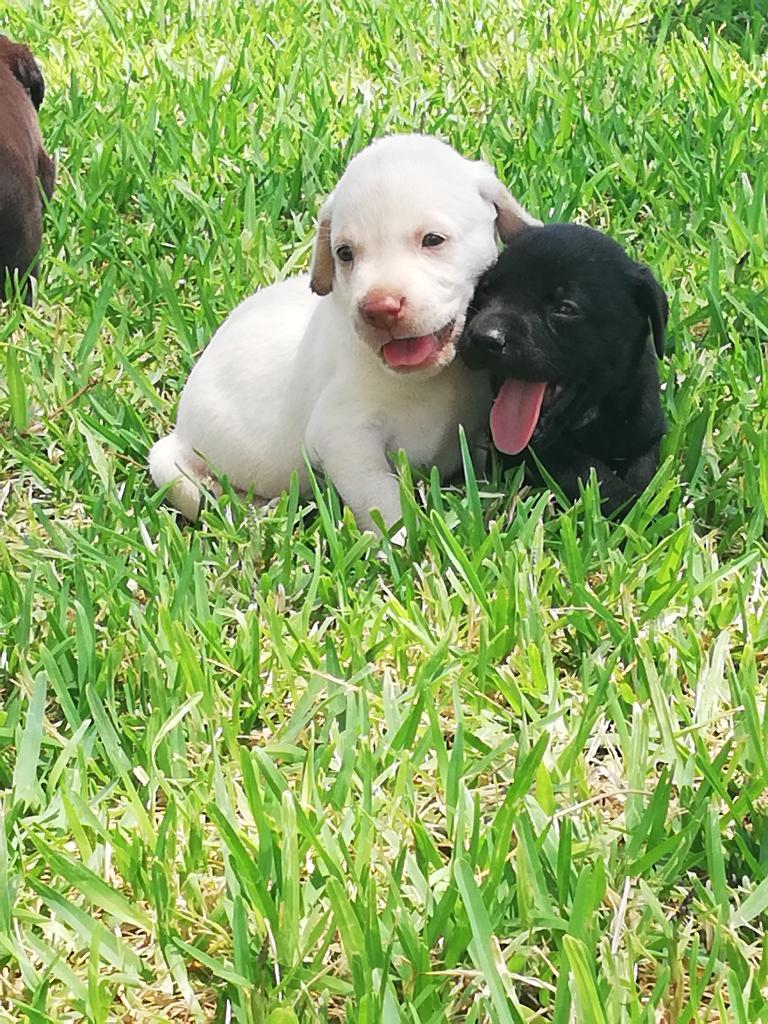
(657, 0, 767, 55)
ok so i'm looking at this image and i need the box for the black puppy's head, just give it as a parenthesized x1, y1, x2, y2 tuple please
(459, 223, 668, 455)
(0, 35, 46, 110)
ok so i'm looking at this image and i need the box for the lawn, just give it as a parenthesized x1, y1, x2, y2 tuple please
(1, 0, 767, 1020)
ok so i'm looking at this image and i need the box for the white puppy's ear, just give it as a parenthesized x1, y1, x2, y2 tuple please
(475, 162, 541, 242)
(309, 193, 335, 295)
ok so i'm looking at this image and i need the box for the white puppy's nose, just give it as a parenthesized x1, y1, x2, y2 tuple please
(360, 291, 405, 329)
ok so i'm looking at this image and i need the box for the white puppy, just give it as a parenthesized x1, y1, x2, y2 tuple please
(149, 134, 539, 530)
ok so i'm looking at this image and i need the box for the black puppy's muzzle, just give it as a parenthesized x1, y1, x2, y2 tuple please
(460, 324, 506, 369)
(471, 324, 505, 353)
(460, 306, 524, 369)
(461, 309, 548, 382)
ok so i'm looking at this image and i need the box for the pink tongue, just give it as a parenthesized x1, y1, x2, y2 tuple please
(382, 334, 440, 368)
(490, 379, 548, 454)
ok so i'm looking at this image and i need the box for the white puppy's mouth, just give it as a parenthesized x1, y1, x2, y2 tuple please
(380, 319, 457, 372)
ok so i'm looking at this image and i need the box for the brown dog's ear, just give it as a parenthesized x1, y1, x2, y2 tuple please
(38, 149, 56, 200)
(309, 193, 335, 295)
(10, 44, 45, 110)
(475, 161, 541, 242)
(634, 264, 668, 358)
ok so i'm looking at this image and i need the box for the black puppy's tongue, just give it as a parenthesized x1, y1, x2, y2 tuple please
(490, 379, 547, 454)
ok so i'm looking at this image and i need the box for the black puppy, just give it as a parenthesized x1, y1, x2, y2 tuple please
(0, 34, 55, 303)
(460, 224, 667, 515)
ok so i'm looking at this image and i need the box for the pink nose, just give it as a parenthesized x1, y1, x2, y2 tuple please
(360, 292, 405, 329)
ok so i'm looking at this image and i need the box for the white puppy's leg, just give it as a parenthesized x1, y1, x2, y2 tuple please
(307, 418, 402, 533)
(323, 449, 402, 533)
(148, 432, 212, 521)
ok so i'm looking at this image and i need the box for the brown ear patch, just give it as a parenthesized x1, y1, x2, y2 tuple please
(309, 210, 334, 295)
(494, 190, 542, 241)
(475, 161, 541, 243)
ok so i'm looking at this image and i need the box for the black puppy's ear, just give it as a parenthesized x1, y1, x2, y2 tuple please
(12, 46, 45, 110)
(634, 263, 668, 358)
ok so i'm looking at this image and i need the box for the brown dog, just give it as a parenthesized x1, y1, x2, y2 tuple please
(0, 35, 55, 302)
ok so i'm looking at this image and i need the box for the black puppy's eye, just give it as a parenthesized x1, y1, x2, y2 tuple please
(554, 299, 580, 317)
(335, 245, 354, 263)
(422, 233, 446, 248)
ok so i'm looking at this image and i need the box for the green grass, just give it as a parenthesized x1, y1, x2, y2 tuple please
(1, 0, 767, 1020)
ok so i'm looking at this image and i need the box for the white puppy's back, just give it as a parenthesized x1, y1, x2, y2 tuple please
(150, 275, 322, 514)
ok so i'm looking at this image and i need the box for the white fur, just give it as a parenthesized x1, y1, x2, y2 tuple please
(149, 134, 539, 531)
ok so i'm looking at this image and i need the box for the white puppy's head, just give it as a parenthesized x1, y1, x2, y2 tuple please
(309, 134, 540, 377)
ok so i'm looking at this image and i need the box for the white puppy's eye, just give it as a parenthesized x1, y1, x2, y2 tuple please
(335, 245, 354, 263)
(422, 233, 446, 248)
(554, 299, 580, 317)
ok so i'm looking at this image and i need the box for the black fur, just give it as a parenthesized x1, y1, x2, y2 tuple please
(459, 224, 668, 516)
